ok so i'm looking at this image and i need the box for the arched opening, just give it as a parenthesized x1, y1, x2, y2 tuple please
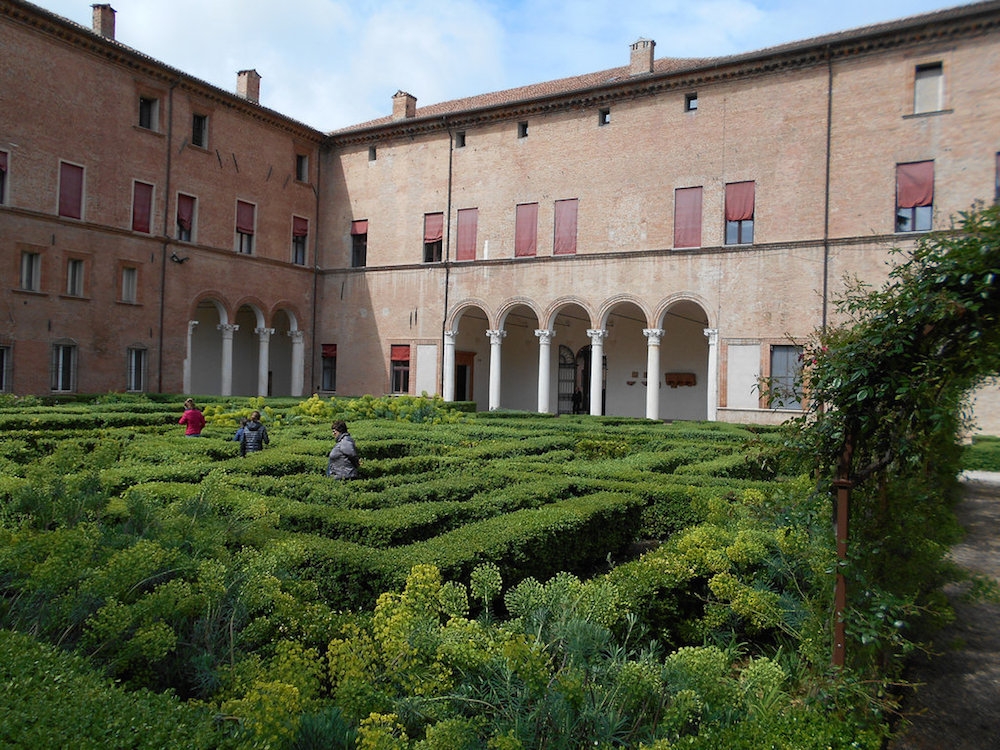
(190, 299, 225, 395)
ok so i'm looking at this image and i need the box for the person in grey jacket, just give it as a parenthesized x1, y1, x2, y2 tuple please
(239, 410, 269, 456)
(327, 420, 359, 479)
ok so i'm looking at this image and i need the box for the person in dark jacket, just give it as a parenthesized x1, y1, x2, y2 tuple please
(327, 420, 359, 479)
(239, 410, 269, 456)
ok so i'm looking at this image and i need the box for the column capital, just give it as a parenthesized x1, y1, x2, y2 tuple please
(444, 329, 458, 343)
(287, 329, 304, 342)
(703, 327, 719, 344)
(486, 329, 507, 345)
(534, 328, 556, 344)
(217, 323, 239, 335)
(188, 320, 199, 333)
(586, 328, 608, 343)
(255, 327, 275, 337)
(642, 328, 665, 344)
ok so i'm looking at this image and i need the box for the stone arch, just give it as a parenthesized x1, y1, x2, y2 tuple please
(447, 301, 492, 409)
(232, 299, 268, 396)
(496, 298, 542, 411)
(188, 295, 231, 396)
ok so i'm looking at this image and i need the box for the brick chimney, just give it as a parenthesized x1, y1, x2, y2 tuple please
(237, 69, 261, 104)
(392, 90, 417, 120)
(629, 38, 655, 76)
(91, 4, 116, 40)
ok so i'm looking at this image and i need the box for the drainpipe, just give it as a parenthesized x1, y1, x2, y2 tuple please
(310, 145, 323, 395)
(440, 119, 454, 395)
(822, 47, 833, 333)
(157, 79, 180, 393)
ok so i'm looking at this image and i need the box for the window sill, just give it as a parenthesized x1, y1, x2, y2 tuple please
(116, 299, 142, 307)
(12, 288, 47, 296)
(58, 294, 90, 302)
(904, 108, 953, 119)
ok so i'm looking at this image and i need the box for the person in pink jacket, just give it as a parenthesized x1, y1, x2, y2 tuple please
(179, 398, 206, 437)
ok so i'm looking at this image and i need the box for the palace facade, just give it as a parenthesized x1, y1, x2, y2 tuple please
(2, 0, 999, 431)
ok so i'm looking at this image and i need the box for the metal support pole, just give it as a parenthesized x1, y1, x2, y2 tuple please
(832, 477, 852, 667)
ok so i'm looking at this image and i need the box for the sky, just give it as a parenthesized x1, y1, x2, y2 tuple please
(32, 0, 968, 131)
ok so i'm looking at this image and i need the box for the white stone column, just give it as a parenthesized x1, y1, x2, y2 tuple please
(486, 329, 506, 411)
(184, 320, 198, 394)
(218, 323, 238, 397)
(535, 328, 555, 414)
(442, 330, 457, 402)
(288, 330, 304, 397)
(255, 327, 274, 397)
(704, 327, 719, 422)
(587, 328, 607, 416)
(643, 328, 664, 420)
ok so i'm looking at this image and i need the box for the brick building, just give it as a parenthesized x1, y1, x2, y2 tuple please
(2, 0, 999, 431)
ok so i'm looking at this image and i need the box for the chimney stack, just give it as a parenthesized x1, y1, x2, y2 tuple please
(392, 90, 417, 120)
(91, 4, 116, 40)
(629, 38, 655, 76)
(237, 69, 261, 104)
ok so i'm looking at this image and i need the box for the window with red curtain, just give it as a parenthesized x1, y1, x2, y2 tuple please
(725, 181, 755, 245)
(351, 219, 368, 267)
(673, 187, 703, 248)
(236, 200, 255, 254)
(390, 345, 410, 394)
(321, 344, 337, 391)
(515, 203, 538, 257)
(895, 161, 933, 232)
(132, 181, 153, 233)
(456, 208, 478, 261)
(0, 150, 7, 205)
(553, 199, 578, 255)
(177, 193, 195, 241)
(59, 162, 84, 219)
(423, 212, 444, 262)
(292, 216, 309, 265)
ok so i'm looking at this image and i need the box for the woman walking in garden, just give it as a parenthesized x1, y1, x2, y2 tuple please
(178, 398, 205, 437)
(327, 420, 360, 479)
(239, 410, 269, 456)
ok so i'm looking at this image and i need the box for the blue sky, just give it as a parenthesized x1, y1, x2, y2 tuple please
(33, 0, 966, 130)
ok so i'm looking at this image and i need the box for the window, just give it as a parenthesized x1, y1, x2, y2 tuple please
(553, 199, 578, 255)
(51, 342, 76, 392)
(685, 93, 699, 112)
(66, 258, 84, 297)
(517, 121, 529, 138)
(390, 345, 410, 394)
(321, 344, 337, 391)
(913, 62, 943, 114)
(292, 216, 309, 265)
(0, 150, 8, 204)
(177, 193, 196, 242)
(674, 186, 703, 248)
(769, 345, 803, 410)
(295, 154, 309, 182)
(20, 251, 40, 291)
(236, 200, 255, 254)
(725, 181, 755, 245)
(132, 181, 154, 233)
(598, 108, 610, 126)
(896, 161, 934, 232)
(515, 203, 538, 257)
(351, 220, 368, 267)
(456, 208, 478, 261)
(423, 212, 443, 262)
(58, 161, 84, 219)
(192, 114, 208, 148)
(126, 347, 146, 392)
(138, 95, 159, 130)
(0, 344, 10, 392)
(368, 146, 377, 161)
(121, 266, 137, 303)
(455, 131, 466, 148)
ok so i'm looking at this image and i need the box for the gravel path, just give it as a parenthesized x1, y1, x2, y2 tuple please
(886, 472, 1000, 749)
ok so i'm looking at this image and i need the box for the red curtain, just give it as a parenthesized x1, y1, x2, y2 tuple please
(423, 213, 443, 243)
(896, 161, 934, 208)
(553, 199, 578, 255)
(390, 345, 410, 362)
(177, 194, 194, 231)
(725, 181, 755, 221)
(456, 208, 477, 260)
(350, 219, 368, 235)
(293, 216, 309, 237)
(132, 182, 153, 233)
(674, 187, 703, 248)
(236, 200, 255, 234)
(0, 151, 7, 172)
(515, 203, 538, 257)
(59, 162, 84, 219)
(322, 344, 337, 358)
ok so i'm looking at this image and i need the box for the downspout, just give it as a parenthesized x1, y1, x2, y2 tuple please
(157, 79, 179, 393)
(440, 119, 454, 394)
(821, 47, 833, 333)
(310, 145, 323, 395)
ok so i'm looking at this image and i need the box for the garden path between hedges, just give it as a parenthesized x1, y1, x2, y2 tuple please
(886, 471, 1000, 749)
